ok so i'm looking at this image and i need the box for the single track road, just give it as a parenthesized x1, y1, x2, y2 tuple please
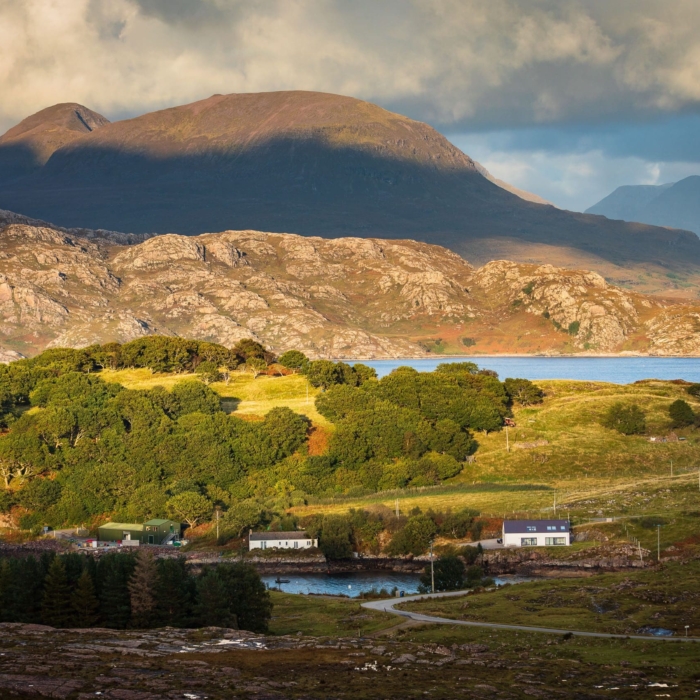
(361, 591, 700, 642)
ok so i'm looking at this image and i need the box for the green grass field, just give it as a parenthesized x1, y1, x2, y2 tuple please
(268, 591, 397, 636)
(100, 368, 330, 426)
(399, 560, 700, 636)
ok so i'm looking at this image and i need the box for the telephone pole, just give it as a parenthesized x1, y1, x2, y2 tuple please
(430, 539, 435, 593)
(505, 425, 510, 453)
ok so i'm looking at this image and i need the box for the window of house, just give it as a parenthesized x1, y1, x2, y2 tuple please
(521, 537, 537, 546)
(526, 526, 536, 532)
(547, 526, 556, 531)
(294, 541, 298, 548)
(545, 537, 566, 545)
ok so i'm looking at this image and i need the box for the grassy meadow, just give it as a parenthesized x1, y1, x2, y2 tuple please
(399, 560, 700, 636)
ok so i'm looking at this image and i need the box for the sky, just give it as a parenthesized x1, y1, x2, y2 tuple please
(1, 0, 699, 211)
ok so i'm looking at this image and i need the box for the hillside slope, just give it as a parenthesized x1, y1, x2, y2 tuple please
(1, 214, 700, 358)
(1, 91, 699, 295)
(587, 177, 700, 235)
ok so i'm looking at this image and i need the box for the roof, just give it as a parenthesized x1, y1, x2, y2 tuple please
(249, 531, 312, 541)
(503, 519, 570, 534)
(98, 522, 144, 531)
(144, 519, 176, 526)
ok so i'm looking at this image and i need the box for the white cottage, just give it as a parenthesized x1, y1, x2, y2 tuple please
(248, 530, 317, 551)
(502, 519, 571, 547)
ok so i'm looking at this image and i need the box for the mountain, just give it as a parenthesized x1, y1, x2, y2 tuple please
(0, 103, 109, 182)
(1, 212, 699, 359)
(1, 91, 700, 299)
(587, 177, 700, 235)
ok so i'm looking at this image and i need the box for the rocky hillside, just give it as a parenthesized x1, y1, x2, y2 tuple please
(1, 215, 699, 358)
(1, 91, 700, 300)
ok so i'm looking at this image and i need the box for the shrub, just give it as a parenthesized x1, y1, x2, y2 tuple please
(669, 399, 695, 428)
(504, 378, 544, 406)
(600, 403, 646, 435)
(419, 554, 465, 592)
(195, 361, 221, 385)
(568, 321, 580, 336)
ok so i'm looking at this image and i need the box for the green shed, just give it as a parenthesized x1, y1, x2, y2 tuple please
(98, 519, 180, 544)
(98, 522, 145, 543)
(143, 519, 180, 544)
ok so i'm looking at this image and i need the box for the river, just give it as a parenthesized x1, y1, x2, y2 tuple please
(361, 356, 700, 383)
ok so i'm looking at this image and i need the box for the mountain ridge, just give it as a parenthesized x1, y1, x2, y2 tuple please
(1, 213, 700, 360)
(1, 91, 699, 299)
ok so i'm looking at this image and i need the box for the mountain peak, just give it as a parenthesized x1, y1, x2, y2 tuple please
(0, 103, 109, 179)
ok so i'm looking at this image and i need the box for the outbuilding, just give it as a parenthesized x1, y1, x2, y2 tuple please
(502, 519, 571, 547)
(98, 519, 180, 545)
(249, 531, 317, 551)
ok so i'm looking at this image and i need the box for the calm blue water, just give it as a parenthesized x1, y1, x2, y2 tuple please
(261, 572, 525, 597)
(360, 357, 700, 384)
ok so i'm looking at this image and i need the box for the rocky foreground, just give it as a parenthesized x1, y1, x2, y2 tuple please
(2, 210, 700, 358)
(1, 620, 691, 700)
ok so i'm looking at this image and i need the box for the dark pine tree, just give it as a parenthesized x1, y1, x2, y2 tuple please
(41, 557, 73, 628)
(71, 569, 100, 628)
(194, 569, 234, 628)
(128, 549, 158, 628)
(98, 553, 135, 629)
(154, 558, 193, 628)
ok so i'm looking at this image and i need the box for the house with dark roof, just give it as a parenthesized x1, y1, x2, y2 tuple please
(502, 519, 571, 547)
(248, 530, 317, 551)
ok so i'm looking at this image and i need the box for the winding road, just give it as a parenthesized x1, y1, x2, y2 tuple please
(361, 591, 699, 642)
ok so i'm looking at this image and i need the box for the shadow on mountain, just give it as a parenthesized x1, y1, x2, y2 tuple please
(2, 136, 699, 267)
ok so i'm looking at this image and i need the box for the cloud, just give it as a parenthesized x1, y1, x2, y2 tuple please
(1, 0, 700, 135)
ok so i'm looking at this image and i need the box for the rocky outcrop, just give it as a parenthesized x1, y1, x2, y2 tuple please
(0, 218, 699, 358)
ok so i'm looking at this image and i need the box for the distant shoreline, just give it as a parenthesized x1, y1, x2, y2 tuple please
(334, 353, 700, 361)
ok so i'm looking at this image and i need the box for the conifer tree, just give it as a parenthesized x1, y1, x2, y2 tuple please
(98, 553, 135, 629)
(72, 568, 100, 628)
(128, 549, 158, 628)
(41, 557, 73, 628)
(154, 558, 193, 628)
(0, 559, 13, 622)
(195, 570, 234, 628)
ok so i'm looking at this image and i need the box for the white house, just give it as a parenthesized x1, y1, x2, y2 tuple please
(248, 530, 317, 551)
(502, 519, 571, 547)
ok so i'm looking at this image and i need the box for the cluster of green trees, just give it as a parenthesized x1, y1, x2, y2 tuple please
(295, 506, 484, 560)
(418, 550, 491, 593)
(0, 550, 271, 631)
(1, 341, 543, 537)
(0, 368, 309, 530)
(601, 396, 700, 435)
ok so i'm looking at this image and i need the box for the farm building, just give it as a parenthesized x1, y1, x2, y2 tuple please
(98, 519, 180, 545)
(249, 531, 317, 551)
(502, 519, 571, 547)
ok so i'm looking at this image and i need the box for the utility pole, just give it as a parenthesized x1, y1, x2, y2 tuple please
(505, 426, 510, 453)
(553, 490, 556, 516)
(671, 460, 673, 477)
(657, 524, 661, 562)
(215, 507, 221, 540)
(430, 539, 435, 594)
(395, 499, 400, 518)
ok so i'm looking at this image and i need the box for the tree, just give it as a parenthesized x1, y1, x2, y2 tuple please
(154, 558, 193, 628)
(16, 478, 61, 511)
(195, 361, 222, 385)
(419, 554, 465, 592)
(41, 557, 73, 628)
(305, 360, 344, 389)
(686, 384, 700, 399)
(223, 500, 263, 538)
(245, 357, 268, 378)
(166, 491, 212, 528)
(319, 515, 353, 560)
(352, 363, 377, 384)
(195, 569, 234, 628)
(170, 381, 221, 417)
(601, 402, 646, 435)
(98, 553, 135, 629)
(278, 350, 309, 373)
(669, 399, 695, 428)
(504, 378, 544, 406)
(216, 563, 272, 632)
(72, 568, 100, 628)
(128, 549, 158, 628)
(386, 515, 438, 556)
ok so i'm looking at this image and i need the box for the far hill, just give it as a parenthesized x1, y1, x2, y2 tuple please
(1, 91, 699, 296)
(587, 176, 700, 235)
